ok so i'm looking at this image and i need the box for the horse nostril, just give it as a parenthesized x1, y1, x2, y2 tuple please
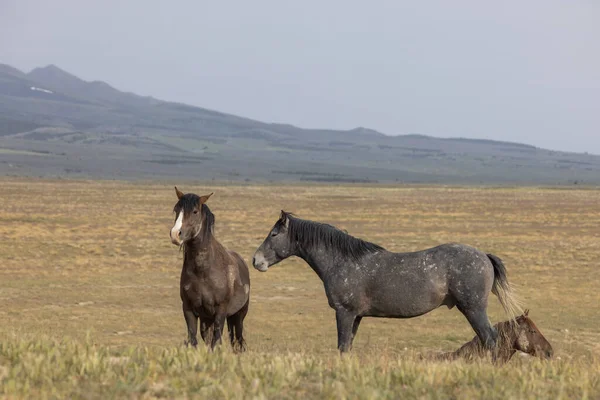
(252, 256, 256, 266)
(178, 230, 182, 237)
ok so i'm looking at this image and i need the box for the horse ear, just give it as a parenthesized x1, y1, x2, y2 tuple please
(524, 309, 529, 316)
(199, 192, 213, 204)
(280, 210, 289, 228)
(175, 186, 184, 199)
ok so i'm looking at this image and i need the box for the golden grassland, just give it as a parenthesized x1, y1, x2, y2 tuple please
(0, 177, 599, 399)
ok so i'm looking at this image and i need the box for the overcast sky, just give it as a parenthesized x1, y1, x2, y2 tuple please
(1, 1, 599, 153)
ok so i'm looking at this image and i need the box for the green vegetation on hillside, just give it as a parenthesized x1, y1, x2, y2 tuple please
(1, 64, 600, 184)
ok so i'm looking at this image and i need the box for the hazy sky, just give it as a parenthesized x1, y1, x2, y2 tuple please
(1, 1, 599, 153)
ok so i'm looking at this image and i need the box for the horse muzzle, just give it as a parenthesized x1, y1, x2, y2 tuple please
(533, 346, 553, 359)
(170, 228, 182, 246)
(252, 252, 269, 272)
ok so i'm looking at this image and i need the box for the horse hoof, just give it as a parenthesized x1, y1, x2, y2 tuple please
(234, 344, 247, 354)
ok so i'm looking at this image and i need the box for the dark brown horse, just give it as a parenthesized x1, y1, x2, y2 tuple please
(170, 187, 250, 351)
(432, 310, 553, 364)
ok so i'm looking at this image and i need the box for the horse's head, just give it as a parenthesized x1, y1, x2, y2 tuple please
(514, 309, 554, 359)
(170, 186, 213, 246)
(252, 210, 295, 272)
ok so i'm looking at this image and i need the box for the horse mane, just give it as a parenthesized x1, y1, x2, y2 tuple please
(281, 211, 384, 262)
(201, 204, 215, 240)
(495, 319, 519, 344)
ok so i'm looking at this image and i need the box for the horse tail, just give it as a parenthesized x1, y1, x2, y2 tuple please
(487, 253, 522, 321)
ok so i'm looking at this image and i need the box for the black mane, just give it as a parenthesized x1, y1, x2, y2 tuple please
(280, 212, 384, 261)
(174, 194, 215, 242)
(201, 204, 215, 239)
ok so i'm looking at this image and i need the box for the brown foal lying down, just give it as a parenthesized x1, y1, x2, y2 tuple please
(433, 310, 553, 364)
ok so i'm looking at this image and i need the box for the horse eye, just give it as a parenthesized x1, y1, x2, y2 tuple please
(193, 210, 198, 214)
(270, 230, 278, 237)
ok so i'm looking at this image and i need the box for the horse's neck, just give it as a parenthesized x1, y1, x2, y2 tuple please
(184, 234, 226, 271)
(296, 246, 338, 281)
(486, 322, 518, 362)
(497, 321, 518, 346)
(497, 321, 520, 358)
(455, 333, 516, 363)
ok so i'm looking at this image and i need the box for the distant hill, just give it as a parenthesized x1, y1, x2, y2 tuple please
(1, 63, 599, 185)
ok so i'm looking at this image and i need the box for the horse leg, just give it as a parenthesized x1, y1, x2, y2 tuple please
(210, 312, 227, 350)
(226, 316, 235, 347)
(458, 306, 498, 362)
(351, 316, 363, 346)
(226, 314, 246, 353)
(182, 305, 198, 348)
(233, 299, 249, 353)
(200, 317, 214, 345)
(336, 309, 357, 353)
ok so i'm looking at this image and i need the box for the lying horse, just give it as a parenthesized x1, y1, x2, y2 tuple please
(252, 211, 521, 356)
(170, 187, 250, 351)
(432, 310, 553, 363)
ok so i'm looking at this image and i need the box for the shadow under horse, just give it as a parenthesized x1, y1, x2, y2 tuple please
(430, 310, 553, 364)
(170, 187, 250, 351)
(252, 211, 521, 359)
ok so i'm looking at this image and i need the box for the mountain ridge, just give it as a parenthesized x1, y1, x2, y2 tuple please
(13, 64, 534, 147)
(0, 63, 598, 184)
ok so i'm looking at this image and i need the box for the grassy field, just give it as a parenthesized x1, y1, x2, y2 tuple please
(0, 178, 599, 399)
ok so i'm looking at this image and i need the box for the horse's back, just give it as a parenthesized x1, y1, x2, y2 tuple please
(389, 242, 494, 281)
(355, 242, 494, 317)
(381, 242, 492, 276)
(406, 242, 495, 294)
(396, 242, 489, 261)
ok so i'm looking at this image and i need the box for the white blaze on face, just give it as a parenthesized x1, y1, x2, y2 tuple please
(170, 211, 184, 245)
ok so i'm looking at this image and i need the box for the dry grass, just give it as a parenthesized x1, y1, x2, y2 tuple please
(0, 177, 599, 399)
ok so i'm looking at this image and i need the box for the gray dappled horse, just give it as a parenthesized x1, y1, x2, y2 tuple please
(252, 211, 521, 358)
